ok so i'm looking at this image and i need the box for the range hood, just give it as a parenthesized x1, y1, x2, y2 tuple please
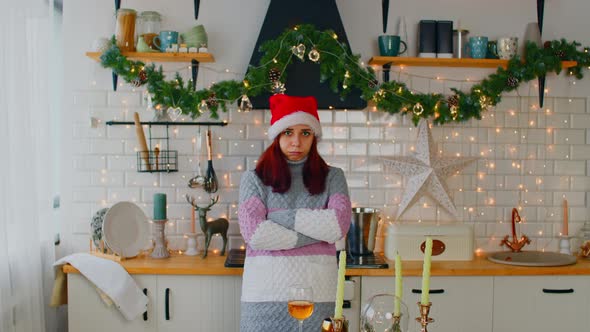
(247, 0, 367, 110)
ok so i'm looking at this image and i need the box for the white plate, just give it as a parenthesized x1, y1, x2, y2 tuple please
(102, 202, 149, 258)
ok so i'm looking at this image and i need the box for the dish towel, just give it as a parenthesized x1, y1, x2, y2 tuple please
(53, 253, 149, 321)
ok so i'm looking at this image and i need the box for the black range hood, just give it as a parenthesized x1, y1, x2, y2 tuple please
(247, 0, 367, 110)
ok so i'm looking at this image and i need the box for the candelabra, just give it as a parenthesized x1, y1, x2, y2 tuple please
(321, 317, 348, 332)
(184, 233, 199, 256)
(559, 235, 572, 255)
(151, 219, 170, 259)
(416, 302, 434, 332)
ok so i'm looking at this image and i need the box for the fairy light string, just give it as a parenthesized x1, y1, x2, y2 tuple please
(99, 24, 590, 124)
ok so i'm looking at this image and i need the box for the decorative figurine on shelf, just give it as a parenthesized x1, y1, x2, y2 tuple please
(185, 195, 228, 258)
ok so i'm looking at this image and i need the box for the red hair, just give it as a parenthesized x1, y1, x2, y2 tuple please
(255, 137, 329, 195)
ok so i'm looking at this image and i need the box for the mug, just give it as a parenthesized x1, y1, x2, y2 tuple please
(486, 41, 499, 59)
(153, 30, 179, 52)
(378, 35, 407, 57)
(467, 36, 488, 59)
(497, 37, 518, 60)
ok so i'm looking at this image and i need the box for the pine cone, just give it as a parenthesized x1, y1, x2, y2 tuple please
(268, 68, 281, 82)
(207, 93, 218, 107)
(506, 75, 519, 88)
(131, 70, 147, 87)
(447, 95, 459, 108)
(555, 50, 566, 59)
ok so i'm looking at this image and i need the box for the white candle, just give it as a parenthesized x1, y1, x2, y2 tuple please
(420, 237, 433, 305)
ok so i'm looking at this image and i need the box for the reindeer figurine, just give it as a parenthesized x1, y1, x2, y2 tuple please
(185, 195, 229, 258)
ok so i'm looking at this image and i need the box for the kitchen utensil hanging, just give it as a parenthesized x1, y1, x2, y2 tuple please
(188, 127, 206, 188)
(203, 128, 218, 193)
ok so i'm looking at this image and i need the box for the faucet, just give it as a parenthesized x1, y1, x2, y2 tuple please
(500, 208, 531, 252)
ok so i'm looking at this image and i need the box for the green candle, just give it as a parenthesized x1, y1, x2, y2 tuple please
(334, 250, 347, 319)
(153, 193, 167, 220)
(394, 252, 402, 316)
(420, 237, 433, 305)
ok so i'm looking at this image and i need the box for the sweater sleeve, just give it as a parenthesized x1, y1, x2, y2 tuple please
(238, 171, 321, 250)
(269, 168, 352, 244)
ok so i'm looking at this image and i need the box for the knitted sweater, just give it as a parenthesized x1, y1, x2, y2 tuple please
(238, 158, 351, 332)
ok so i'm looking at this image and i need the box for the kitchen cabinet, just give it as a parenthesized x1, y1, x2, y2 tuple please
(361, 276, 494, 332)
(68, 274, 157, 332)
(156, 275, 241, 331)
(493, 276, 590, 332)
(67, 274, 241, 332)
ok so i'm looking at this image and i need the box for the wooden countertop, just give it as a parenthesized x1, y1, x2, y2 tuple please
(63, 252, 590, 276)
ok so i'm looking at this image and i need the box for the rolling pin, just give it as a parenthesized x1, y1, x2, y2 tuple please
(133, 112, 152, 171)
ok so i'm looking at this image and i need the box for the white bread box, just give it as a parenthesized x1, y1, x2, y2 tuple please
(384, 223, 474, 261)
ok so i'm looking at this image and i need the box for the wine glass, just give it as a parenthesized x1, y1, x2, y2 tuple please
(288, 285, 314, 332)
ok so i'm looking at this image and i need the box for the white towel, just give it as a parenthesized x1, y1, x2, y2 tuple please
(54, 253, 149, 321)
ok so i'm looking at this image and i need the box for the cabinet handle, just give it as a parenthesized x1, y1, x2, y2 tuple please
(165, 288, 170, 320)
(342, 300, 351, 309)
(542, 288, 574, 294)
(411, 289, 445, 294)
(143, 288, 148, 321)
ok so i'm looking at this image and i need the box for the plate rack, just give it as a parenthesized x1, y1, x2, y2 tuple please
(89, 238, 123, 262)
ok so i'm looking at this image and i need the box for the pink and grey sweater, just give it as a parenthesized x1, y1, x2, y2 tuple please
(238, 158, 351, 331)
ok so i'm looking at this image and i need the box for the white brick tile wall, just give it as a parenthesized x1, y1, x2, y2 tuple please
(67, 65, 590, 255)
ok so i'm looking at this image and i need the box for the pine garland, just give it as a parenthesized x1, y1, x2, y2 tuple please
(99, 26, 590, 125)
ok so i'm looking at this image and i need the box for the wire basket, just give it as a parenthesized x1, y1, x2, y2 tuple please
(137, 150, 178, 172)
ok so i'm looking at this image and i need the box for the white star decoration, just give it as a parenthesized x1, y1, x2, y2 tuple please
(382, 120, 477, 220)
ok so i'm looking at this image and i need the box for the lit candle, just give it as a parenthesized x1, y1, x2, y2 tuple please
(394, 252, 403, 316)
(420, 237, 433, 305)
(191, 206, 196, 233)
(153, 193, 167, 220)
(334, 250, 347, 319)
(563, 199, 569, 236)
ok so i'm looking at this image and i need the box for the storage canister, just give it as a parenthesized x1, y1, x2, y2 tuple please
(138, 11, 161, 35)
(115, 8, 137, 51)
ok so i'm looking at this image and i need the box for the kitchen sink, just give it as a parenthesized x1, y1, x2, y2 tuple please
(487, 251, 577, 267)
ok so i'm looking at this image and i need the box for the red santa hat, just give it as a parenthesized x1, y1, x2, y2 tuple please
(268, 94, 322, 140)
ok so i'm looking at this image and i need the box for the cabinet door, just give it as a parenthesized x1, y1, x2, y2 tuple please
(68, 274, 157, 332)
(493, 276, 590, 332)
(156, 275, 242, 332)
(362, 276, 493, 332)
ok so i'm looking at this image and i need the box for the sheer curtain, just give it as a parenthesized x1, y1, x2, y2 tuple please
(0, 1, 60, 331)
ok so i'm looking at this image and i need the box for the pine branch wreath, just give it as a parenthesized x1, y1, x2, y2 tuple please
(99, 25, 590, 125)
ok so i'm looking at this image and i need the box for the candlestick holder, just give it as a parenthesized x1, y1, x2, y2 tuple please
(184, 233, 199, 256)
(321, 316, 348, 332)
(559, 235, 572, 255)
(416, 302, 434, 332)
(151, 219, 170, 259)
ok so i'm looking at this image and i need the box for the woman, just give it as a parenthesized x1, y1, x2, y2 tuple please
(238, 94, 351, 331)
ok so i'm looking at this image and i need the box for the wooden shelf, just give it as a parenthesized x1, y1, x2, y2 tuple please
(86, 51, 215, 63)
(368, 56, 577, 69)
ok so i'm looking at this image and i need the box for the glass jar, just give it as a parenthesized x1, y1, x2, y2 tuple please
(138, 11, 161, 35)
(115, 8, 137, 51)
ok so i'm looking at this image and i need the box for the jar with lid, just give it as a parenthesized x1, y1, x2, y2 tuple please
(138, 11, 162, 35)
(115, 8, 137, 51)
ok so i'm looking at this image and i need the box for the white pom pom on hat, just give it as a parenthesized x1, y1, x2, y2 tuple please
(267, 94, 322, 140)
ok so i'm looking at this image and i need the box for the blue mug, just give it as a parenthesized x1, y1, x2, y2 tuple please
(153, 31, 179, 52)
(467, 36, 488, 59)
